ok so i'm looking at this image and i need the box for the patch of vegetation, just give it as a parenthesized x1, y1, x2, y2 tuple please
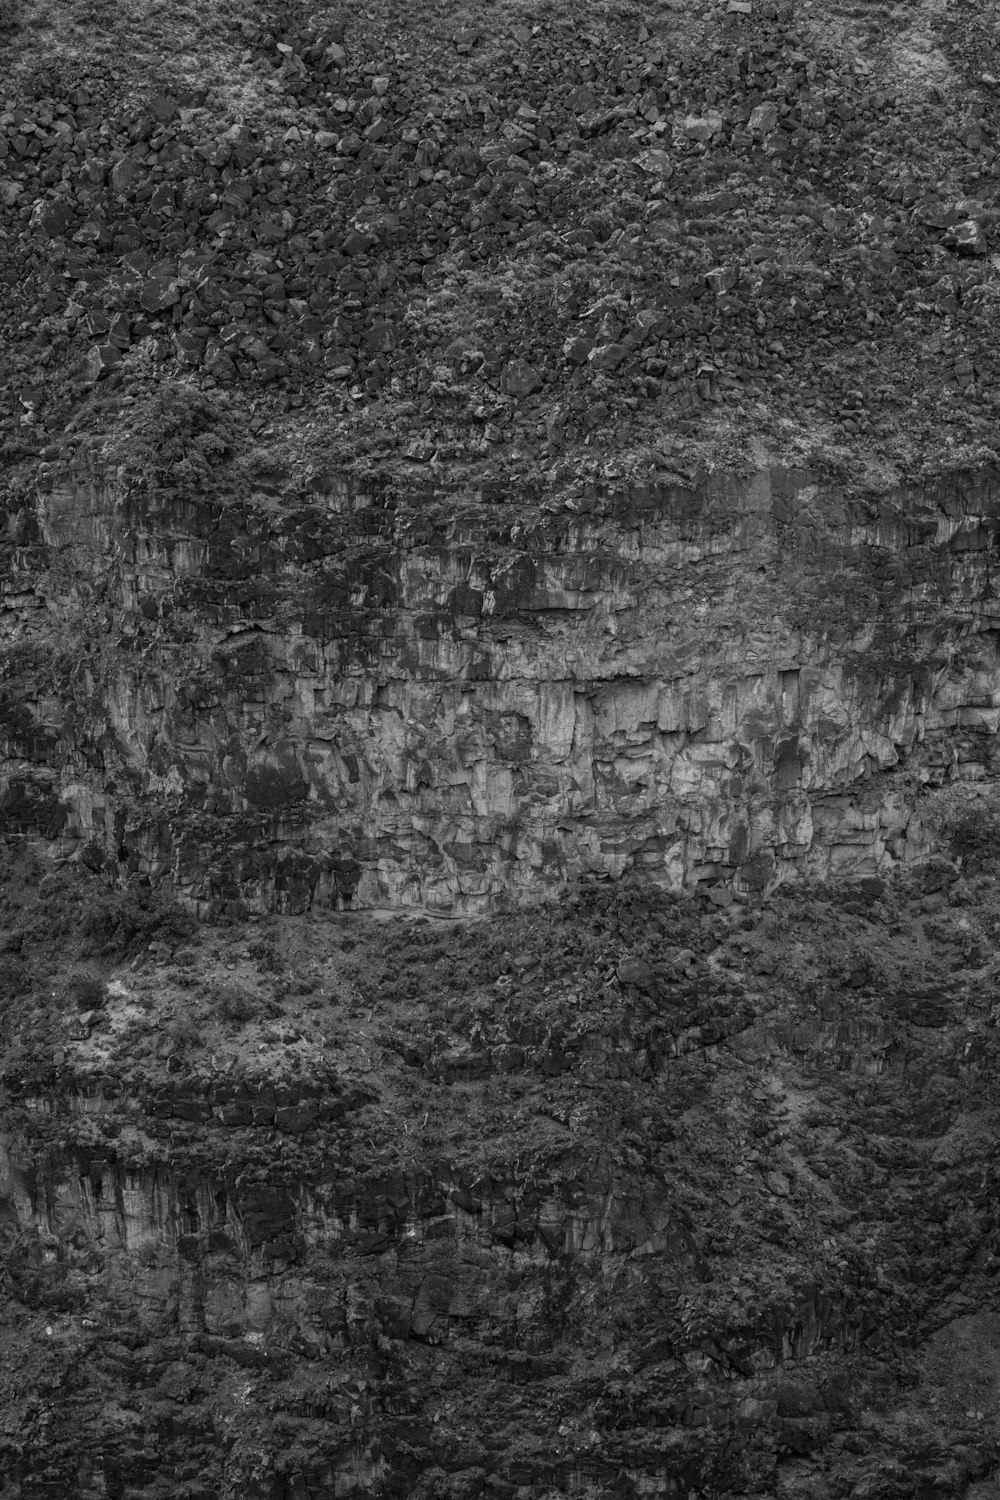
(88, 381, 246, 493)
(923, 783, 1000, 866)
(249, 939, 281, 974)
(0, 955, 31, 999)
(0, 0, 20, 37)
(80, 884, 197, 958)
(65, 973, 105, 1010)
(168, 1011, 202, 1051)
(217, 982, 264, 1026)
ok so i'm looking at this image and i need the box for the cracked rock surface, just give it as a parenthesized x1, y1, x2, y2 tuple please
(5, 462, 1000, 911)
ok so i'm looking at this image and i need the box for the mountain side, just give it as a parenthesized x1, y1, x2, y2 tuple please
(3, 849, 1000, 1498)
(1, 0, 999, 489)
(5, 1, 1000, 1498)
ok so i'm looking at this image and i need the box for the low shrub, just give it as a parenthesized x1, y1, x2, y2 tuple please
(80, 885, 197, 957)
(0, 955, 29, 999)
(923, 784, 1000, 864)
(169, 1012, 202, 1050)
(66, 973, 106, 1010)
(217, 983, 261, 1026)
(94, 380, 243, 492)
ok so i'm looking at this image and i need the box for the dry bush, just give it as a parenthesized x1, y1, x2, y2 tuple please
(217, 982, 263, 1027)
(923, 783, 1000, 864)
(65, 973, 106, 1010)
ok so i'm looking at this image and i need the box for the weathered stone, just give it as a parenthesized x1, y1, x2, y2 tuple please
(254, 217, 288, 244)
(565, 85, 598, 115)
(365, 319, 399, 352)
(80, 343, 123, 383)
(563, 335, 593, 364)
(500, 359, 542, 396)
(274, 1102, 318, 1132)
(618, 958, 654, 990)
(949, 218, 988, 255)
(146, 93, 178, 123)
(107, 312, 131, 349)
(174, 330, 206, 362)
(31, 199, 74, 237)
(139, 274, 180, 313)
(204, 347, 236, 380)
(635, 148, 673, 177)
(749, 102, 779, 136)
(343, 228, 373, 255)
(588, 342, 627, 371)
(110, 155, 140, 194)
(684, 110, 724, 141)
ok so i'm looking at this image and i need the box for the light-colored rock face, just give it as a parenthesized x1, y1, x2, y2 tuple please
(3, 463, 999, 912)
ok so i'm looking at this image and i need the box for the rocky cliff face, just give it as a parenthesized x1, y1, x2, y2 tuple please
(3, 463, 1000, 913)
(5, 0, 1000, 1494)
(3, 857, 1000, 1499)
(6, 459, 1000, 1499)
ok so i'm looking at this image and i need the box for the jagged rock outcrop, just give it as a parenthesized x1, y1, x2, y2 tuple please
(3, 463, 1000, 912)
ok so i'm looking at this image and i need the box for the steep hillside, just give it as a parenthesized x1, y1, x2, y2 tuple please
(1, 0, 999, 492)
(5, 0, 1000, 1497)
(3, 848, 1000, 1498)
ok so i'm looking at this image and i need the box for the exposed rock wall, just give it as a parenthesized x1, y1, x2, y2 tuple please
(3, 872, 1000, 1498)
(3, 464, 1000, 913)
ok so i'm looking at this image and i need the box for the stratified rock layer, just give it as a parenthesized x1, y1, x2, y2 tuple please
(3, 465, 1000, 912)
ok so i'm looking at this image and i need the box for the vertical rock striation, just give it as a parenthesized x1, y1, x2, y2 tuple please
(3, 464, 1000, 912)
